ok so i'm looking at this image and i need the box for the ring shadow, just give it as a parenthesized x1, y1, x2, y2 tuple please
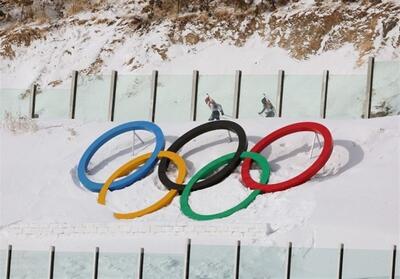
(267, 144, 310, 172)
(159, 135, 269, 181)
(71, 135, 179, 188)
(71, 131, 363, 188)
(87, 135, 179, 175)
(254, 138, 364, 181)
(73, 134, 274, 186)
(312, 139, 364, 181)
(180, 135, 267, 158)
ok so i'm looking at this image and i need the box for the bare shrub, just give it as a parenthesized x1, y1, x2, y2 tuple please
(0, 26, 46, 59)
(1, 112, 38, 134)
(65, 0, 91, 16)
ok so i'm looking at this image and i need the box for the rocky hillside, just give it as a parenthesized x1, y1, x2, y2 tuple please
(0, 0, 399, 88)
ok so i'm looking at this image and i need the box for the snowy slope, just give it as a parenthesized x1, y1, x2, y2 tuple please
(1, 0, 399, 126)
(0, 116, 399, 253)
(1, 0, 399, 89)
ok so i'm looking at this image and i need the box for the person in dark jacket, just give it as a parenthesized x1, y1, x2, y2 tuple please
(258, 94, 275, 117)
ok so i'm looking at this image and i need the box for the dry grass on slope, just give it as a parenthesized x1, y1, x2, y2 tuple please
(268, 1, 400, 63)
(0, 24, 47, 58)
(0, 0, 398, 65)
(166, 0, 399, 63)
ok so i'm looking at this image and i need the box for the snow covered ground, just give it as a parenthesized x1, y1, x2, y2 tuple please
(0, 115, 398, 253)
(0, 115, 399, 278)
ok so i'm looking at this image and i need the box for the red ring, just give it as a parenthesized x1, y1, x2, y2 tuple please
(241, 122, 333, 193)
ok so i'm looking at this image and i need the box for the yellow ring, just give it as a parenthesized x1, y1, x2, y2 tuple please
(98, 151, 186, 219)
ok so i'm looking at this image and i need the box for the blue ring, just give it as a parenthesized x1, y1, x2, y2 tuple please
(77, 121, 165, 192)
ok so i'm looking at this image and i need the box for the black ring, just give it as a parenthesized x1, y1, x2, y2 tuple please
(158, 120, 248, 192)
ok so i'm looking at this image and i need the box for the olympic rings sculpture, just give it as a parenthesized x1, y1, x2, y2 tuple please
(77, 120, 333, 221)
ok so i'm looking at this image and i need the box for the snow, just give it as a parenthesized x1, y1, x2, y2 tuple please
(0, 1, 399, 276)
(0, 32, 369, 89)
(159, 39, 367, 75)
(1, 1, 399, 120)
(0, 116, 399, 255)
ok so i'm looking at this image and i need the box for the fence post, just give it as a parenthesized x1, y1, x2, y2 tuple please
(234, 240, 241, 279)
(5, 244, 12, 279)
(93, 247, 99, 279)
(69, 70, 78, 119)
(391, 245, 397, 279)
(233, 70, 242, 119)
(48, 246, 55, 279)
(29, 84, 37, 119)
(337, 243, 344, 279)
(149, 70, 158, 122)
(285, 242, 292, 279)
(276, 70, 285, 117)
(108, 70, 118, 122)
(137, 248, 144, 279)
(191, 70, 199, 121)
(364, 56, 375, 119)
(320, 70, 329, 119)
(184, 239, 191, 279)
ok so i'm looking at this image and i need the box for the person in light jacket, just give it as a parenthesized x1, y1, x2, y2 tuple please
(205, 94, 224, 121)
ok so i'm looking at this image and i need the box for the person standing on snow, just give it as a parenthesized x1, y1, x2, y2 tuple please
(205, 94, 224, 121)
(258, 93, 275, 117)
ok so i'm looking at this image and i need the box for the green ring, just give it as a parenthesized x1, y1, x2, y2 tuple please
(180, 151, 270, 221)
